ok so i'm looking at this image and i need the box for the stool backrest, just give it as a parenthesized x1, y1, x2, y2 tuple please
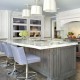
(0, 42, 5, 52)
(2, 42, 13, 58)
(0, 42, 3, 52)
(11, 45, 27, 65)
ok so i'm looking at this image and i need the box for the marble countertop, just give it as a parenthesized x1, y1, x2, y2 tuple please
(5, 39, 78, 50)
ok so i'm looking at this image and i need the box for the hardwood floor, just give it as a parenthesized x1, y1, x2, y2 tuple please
(0, 57, 80, 80)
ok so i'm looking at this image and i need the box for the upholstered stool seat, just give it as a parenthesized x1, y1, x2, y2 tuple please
(11, 45, 40, 80)
(1, 42, 17, 76)
(0, 42, 5, 56)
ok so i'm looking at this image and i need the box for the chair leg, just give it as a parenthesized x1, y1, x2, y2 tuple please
(1, 57, 13, 68)
(26, 64, 28, 80)
(28, 71, 37, 80)
(6, 58, 12, 68)
(16, 64, 37, 80)
(16, 65, 28, 80)
(0, 58, 8, 68)
(9, 62, 17, 76)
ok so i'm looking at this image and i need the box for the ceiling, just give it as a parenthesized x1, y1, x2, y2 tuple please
(0, 0, 80, 16)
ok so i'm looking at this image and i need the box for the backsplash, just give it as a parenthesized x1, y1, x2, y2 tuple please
(60, 21, 80, 38)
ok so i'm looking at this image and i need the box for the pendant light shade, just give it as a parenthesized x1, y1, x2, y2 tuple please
(31, 5, 42, 15)
(43, 0, 57, 12)
(31, 0, 42, 15)
(22, 9, 30, 17)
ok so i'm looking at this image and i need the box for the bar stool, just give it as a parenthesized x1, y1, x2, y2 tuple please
(0, 42, 9, 67)
(1, 42, 17, 75)
(0, 42, 3, 52)
(0, 41, 7, 68)
(11, 45, 40, 80)
(1, 42, 13, 65)
(0, 41, 5, 55)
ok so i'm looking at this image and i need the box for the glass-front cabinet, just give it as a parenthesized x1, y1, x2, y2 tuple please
(30, 20, 41, 25)
(12, 18, 27, 39)
(30, 19, 41, 37)
(13, 18, 27, 24)
(30, 26, 41, 37)
(11, 16, 44, 40)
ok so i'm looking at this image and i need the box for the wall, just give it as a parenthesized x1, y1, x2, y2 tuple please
(44, 16, 51, 38)
(51, 20, 55, 38)
(60, 21, 80, 38)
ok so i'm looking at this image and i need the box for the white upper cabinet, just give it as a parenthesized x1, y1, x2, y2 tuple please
(28, 16, 44, 39)
(11, 17, 28, 39)
(0, 10, 10, 39)
(11, 11, 44, 40)
(0, 10, 44, 40)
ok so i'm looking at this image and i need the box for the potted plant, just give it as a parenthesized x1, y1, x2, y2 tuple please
(19, 30, 29, 39)
(67, 32, 74, 38)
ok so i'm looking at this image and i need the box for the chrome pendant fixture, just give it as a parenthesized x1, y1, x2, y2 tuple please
(43, 0, 57, 12)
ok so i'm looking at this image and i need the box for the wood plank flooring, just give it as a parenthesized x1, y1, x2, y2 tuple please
(0, 57, 80, 80)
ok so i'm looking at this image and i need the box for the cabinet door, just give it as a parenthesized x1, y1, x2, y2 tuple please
(30, 19, 41, 37)
(13, 18, 27, 24)
(0, 12, 2, 38)
(12, 17, 27, 39)
(1, 11, 9, 39)
(30, 19, 41, 25)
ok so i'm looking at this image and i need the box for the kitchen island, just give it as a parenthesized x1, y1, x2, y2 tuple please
(5, 39, 77, 80)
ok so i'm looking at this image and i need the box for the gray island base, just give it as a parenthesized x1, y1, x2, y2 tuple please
(25, 46, 76, 80)
(5, 40, 77, 80)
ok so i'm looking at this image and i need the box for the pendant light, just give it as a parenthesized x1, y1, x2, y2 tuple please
(22, 5, 30, 17)
(43, 0, 57, 12)
(31, 0, 42, 15)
